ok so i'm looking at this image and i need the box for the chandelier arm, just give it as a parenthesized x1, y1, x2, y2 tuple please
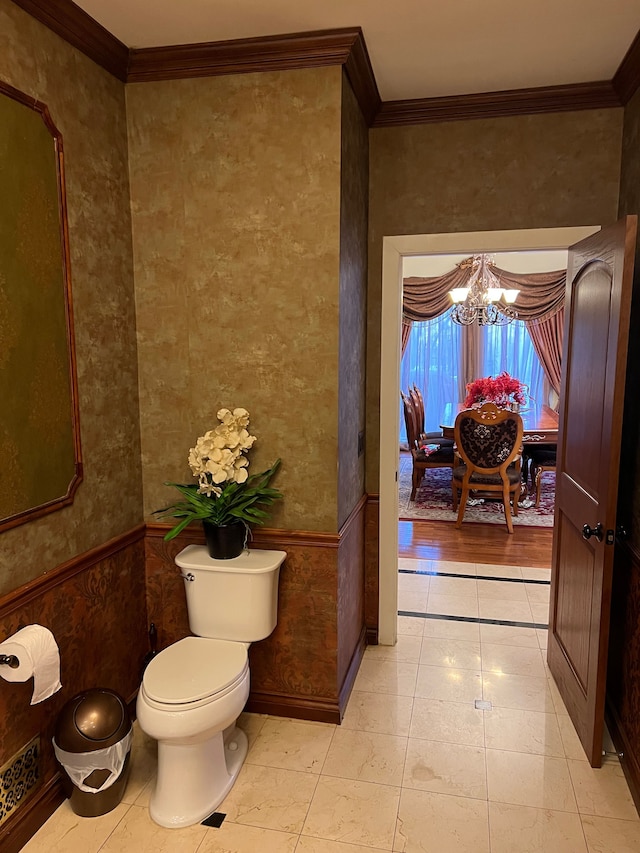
(448, 254, 519, 326)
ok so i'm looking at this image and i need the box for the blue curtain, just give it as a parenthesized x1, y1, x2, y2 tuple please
(400, 317, 545, 441)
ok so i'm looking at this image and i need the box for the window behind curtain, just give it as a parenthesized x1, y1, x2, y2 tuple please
(400, 314, 462, 440)
(400, 316, 545, 441)
(482, 321, 545, 407)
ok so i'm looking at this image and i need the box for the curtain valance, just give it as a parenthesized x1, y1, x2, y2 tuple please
(402, 257, 567, 323)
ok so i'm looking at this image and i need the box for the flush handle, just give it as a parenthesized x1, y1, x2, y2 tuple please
(181, 572, 195, 582)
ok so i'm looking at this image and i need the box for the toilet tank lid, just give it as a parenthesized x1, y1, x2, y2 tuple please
(175, 545, 287, 573)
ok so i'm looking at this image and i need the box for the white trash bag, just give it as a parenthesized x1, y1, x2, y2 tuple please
(53, 730, 132, 793)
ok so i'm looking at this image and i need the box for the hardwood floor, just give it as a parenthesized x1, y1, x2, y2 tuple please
(398, 518, 553, 568)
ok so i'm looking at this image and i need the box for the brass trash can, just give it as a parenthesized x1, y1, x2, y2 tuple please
(53, 688, 132, 817)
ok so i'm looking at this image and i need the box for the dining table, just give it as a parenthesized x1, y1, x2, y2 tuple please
(439, 402, 559, 446)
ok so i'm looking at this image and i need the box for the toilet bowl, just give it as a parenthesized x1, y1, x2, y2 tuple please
(136, 546, 286, 828)
(137, 636, 250, 828)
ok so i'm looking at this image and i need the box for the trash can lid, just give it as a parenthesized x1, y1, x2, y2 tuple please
(55, 689, 131, 752)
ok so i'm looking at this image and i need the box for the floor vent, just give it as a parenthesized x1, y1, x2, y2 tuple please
(0, 736, 40, 827)
(202, 811, 226, 827)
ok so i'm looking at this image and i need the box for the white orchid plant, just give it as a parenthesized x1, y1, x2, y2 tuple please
(156, 408, 282, 540)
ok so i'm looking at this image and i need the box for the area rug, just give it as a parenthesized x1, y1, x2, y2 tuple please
(398, 455, 555, 527)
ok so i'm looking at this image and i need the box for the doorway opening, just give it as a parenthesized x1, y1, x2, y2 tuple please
(378, 226, 599, 646)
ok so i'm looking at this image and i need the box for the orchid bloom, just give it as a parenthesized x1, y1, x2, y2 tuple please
(189, 408, 259, 491)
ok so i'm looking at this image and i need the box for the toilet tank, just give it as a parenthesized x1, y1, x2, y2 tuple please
(175, 545, 286, 642)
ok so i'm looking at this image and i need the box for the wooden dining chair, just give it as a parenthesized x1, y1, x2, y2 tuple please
(401, 391, 455, 500)
(409, 385, 454, 448)
(452, 402, 524, 533)
(526, 445, 557, 507)
(409, 385, 425, 433)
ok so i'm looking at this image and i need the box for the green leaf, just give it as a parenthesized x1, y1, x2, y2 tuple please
(156, 459, 283, 540)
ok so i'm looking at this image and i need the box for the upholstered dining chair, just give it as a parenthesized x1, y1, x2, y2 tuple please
(452, 402, 524, 534)
(401, 391, 455, 500)
(525, 444, 557, 507)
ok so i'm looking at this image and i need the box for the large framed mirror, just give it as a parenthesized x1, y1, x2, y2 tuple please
(0, 80, 82, 532)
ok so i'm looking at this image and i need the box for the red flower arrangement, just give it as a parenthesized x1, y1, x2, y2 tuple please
(464, 372, 527, 408)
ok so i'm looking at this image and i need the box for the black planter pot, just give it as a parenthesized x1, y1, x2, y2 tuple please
(203, 521, 247, 559)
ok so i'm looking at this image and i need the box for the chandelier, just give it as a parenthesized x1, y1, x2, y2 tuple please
(449, 254, 519, 326)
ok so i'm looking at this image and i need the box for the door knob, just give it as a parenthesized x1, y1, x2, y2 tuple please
(582, 522, 603, 542)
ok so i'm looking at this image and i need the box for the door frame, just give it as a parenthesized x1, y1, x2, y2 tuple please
(378, 225, 600, 645)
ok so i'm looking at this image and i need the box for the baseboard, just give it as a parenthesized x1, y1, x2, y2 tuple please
(0, 774, 65, 853)
(245, 691, 341, 724)
(366, 626, 378, 645)
(338, 626, 367, 719)
(606, 701, 640, 815)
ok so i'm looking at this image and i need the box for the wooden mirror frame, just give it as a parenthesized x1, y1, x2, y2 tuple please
(0, 80, 82, 532)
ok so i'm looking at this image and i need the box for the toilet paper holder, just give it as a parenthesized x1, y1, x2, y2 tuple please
(1, 623, 26, 668)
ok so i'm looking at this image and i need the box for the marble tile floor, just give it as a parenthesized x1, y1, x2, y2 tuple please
(23, 558, 639, 853)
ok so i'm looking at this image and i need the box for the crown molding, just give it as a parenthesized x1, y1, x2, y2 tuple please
(373, 80, 622, 127)
(342, 30, 381, 125)
(10, 1, 639, 125)
(10, 0, 129, 81)
(613, 29, 640, 104)
(127, 27, 381, 122)
(127, 27, 360, 81)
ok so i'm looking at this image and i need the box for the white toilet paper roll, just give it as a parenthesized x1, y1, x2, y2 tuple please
(0, 624, 62, 704)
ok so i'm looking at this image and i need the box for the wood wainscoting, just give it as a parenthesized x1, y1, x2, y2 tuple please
(607, 538, 640, 811)
(0, 526, 147, 853)
(145, 495, 368, 725)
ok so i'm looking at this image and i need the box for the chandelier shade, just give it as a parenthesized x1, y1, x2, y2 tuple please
(449, 254, 519, 326)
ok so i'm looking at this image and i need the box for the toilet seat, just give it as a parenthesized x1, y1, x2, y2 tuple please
(142, 636, 248, 709)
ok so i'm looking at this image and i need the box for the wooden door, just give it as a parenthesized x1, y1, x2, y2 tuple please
(548, 217, 637, 766)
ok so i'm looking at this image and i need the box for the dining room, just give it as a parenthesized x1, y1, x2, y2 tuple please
(398, 248, 566, 536)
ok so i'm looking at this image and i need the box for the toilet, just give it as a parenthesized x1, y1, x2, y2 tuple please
(136, 544, 286, 828)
